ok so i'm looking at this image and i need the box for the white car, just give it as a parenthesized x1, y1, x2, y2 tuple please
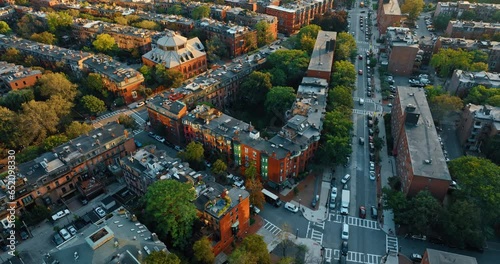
(59, 228, 71, 241)
(369, 171, 376, 180)
(234, 180, 245, 190)
(95, 207, 106, 218)
(284, 202, 299, 213)
(68, 225, 77, 236)
(136, 102, 145, 108)
(331, 187, 338, 200)
(155, 135, 166, 143)
(341, 174, 351, 184)
(51, 209, 71, 221)
(369, 162, 375, 171)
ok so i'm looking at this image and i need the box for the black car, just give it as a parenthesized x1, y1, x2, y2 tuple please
(341, 241, 348, 256)
(53, 233, 64, 246)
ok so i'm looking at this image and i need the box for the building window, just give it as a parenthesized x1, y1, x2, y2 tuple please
(55, 181, 60, 187)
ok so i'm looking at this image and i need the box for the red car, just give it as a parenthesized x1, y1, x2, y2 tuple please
(359, 206, 366, 219)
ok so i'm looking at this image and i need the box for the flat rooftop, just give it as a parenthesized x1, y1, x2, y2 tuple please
(383, 0, 402, 15)
(426, 249, 478, 264)
(307, 31, 336, 73)
(396, 86, 451, 181)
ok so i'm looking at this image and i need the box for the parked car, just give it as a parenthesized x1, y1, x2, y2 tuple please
(331, 187, 338, 200)
(95, 207, 106, 218)
(59, 228, 71, 241)
(359, 206, 366, 219)
(284, 202, 299, 213)
(369, 171, 376, 180)
(134, 140, 143, 148)
(341, 241, 349, 256)
(369, 162, 375, 171)
(52, 233, 64, 245)
(358, 55, 363, 60)
(410, 253, 422, 262)
(136, 102, 145, 108)
(51, 209, 71, 221)
(155, 135, 165, 143)
(358, 70, 363, 75)
(359, 137, 365, 145)
(370, 206, 378, 219)
(341, 174, 351, 184)
(67, 225, 77, 236)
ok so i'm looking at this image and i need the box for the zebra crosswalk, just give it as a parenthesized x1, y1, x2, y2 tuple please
(332, 250, 382, 264)
(386, 235, 398, 254)
(307, 221, 324, 244)
(263, 219, 282, 236)
(353, 109, 374, 115)
(328, 213, 380, 230)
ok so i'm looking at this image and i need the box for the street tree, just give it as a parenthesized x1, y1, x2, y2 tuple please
(18, 100, 60, 146)
(117, 114, 138, 130)
(229, 234, 270, 264)
(382, 187, 408, 224)
(245, 162, 258, 180)
(139, 65, 154, 84)
(312, 10, 348, 32)
(46, 11, 73, 33)
(331, 60, 356, 88)
(84, 73, 108, 98)
(30, 31, 56, 45)
(335, 32, 357, 61)
(0, 89, 35, 112)
(80, 95, 107, 115)
(433, 13, 452, 31)
(246, 179, 265, 210)
(296, 25, 321, 54)
(0, 21, 11, 34)
(265, 86, 296, 118)
(1, 48, 23, 64)
(442, 199, 483, 249)
(65, 121, 93, 139)
(424, 85, 445, 101)
(143, 180, 197, 248)
(237, 71, 272, 108)
(144, 251, 181, 264)
(323, 110, 353, 137)
(448, 156, 500, 225)
(0, 106, 20, 149)
(193, 236, 215, 264)
(205, 36, 228, 62)
(42, 134, 68, 151)
(179, 141, 205, 163)
(401, 0, 425, 21)
(36, 72, 78, 102)
(404, 190, 443, 235)
(93, 33, 116, 53)
(328, 85, 354, 110)
(266, 50, 309, 86)
(429, 94, 463, 122)
(191, 5, 210, 20)
(211, 159, 227, 176)
(320, 134, 352, 165)
(167, 4, 183, 15)
(277, 223, 294, 257)
(132, 20, 160, 30)
(255, 21, 275, 47)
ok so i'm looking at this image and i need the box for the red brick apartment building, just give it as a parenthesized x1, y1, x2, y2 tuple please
(226, 7, 279, 41)
(385, 27, 421, 76)
(142, 31, 207, 79)
(306, 31, 336, 81)
(225, 0, 259, 12)
(445, 20, 500, 40)
(0, 122, 135, 229)
(265, 0, 334, 35)
(0, 62, 42, 94)
(199, 19, 258, 58)
(391, 86, 451, 201)
(83, 54, 145, 104)
(147, 98, 188, 147)
(457, 104, 500, 153)
(376, 0, 405, 35)
(119, 145, 250, 256)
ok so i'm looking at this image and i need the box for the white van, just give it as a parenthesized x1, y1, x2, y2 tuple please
(284, 202, 299, 213)
(341, 223, 349, 240)
(359, 98, 364, 105)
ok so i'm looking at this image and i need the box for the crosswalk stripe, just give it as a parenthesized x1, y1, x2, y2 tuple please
(263, 219, 282, 236)
(333, 250, 382, 263)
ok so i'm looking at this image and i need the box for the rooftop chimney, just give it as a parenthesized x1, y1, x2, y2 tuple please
(405, 104, 420, 125)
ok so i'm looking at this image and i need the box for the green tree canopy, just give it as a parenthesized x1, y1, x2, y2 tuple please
(132, 20, 160, 30)
(229, 234, 270, 264)
(429, 94, 463, 122)
(245, 178, 266, 210)
(465, 85, 500, 107)
(481, 135, 500, 165)
(18, 100, 60, 146)
(255, 21, 275, 47)
(0, 21, 12, 34)
(0, 89, 35, 112)
(191, 5, 210, 20)
(0, 106, 20, 149)
(30, 31, 56, 45)
(193, 236, 215, 264)
(117, 114, 138, 130)
(335, 32, 357, 61)
(144, 251, 181, 264)
(206, 36, 228, 62)
(211, 159, 228, 176)
(46, 11, 73, 33)
(433, 13, 452, 31)
(430, 48, 489, 77)
(328, 85, 354, 110)
(179, 141, 205, 163)
(442, 199, 484, 248)
(331, 60, 356, 88)
(65, 121, 93, 139)
(295, 24, 321, 54)
(312, 10, 348, 32)
(84, 73, 108, 98)
(323, 110, 353, 136)
(16, 14, 47, 39)
(42, 134, 68, 151)
(237, 71, 272, 108)
(143, 180, 197, 248)
(80, 95, 107, 115)
(93, 33, 116, 53)
(167, 4, 183, 15)
(382, 187, 408, 224)
(36, 72, 78, 102)
(448, 156, 500, 225)
(265, 49, 309, 86)
(401, 0, 425, 21)
(265, 86, 296, 117)
(1, 48, 23, 64)
(403, 190, 443, 235)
